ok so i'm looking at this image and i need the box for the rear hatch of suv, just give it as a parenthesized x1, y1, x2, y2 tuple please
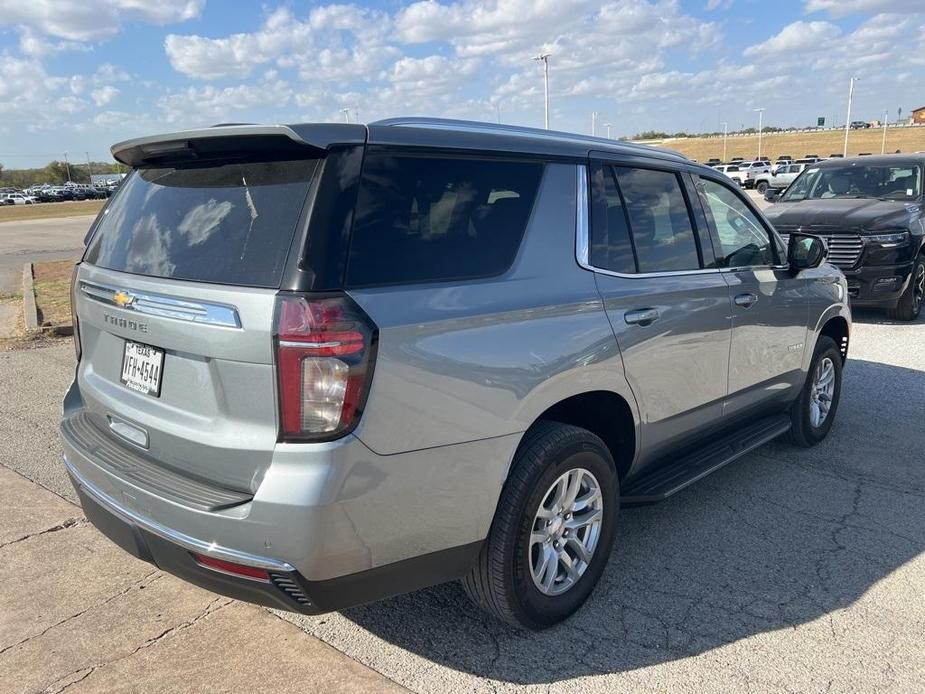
(69, 127, 364, 496)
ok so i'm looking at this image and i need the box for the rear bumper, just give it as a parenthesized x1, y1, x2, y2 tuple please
(61, 379, 515, 612)
(843, 261, 914, 306)
(66, 459, 481, 614)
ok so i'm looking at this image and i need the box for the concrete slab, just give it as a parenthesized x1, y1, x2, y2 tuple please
(0, 300, 18, 339)
(0, 465, 406, 693)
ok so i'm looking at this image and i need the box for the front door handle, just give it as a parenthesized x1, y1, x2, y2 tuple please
(624, 308, 659, 326)
(734, 292, 759, 308)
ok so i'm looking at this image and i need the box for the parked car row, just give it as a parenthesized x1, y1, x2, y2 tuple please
(0, 182, 121, 206)
(710, 153, 849, 193)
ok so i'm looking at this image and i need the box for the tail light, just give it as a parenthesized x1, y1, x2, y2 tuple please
(70, 263, 81, 361)
(274, 293, 377, 441)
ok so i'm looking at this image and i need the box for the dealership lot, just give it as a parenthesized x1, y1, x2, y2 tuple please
(1, 209, 923, 693)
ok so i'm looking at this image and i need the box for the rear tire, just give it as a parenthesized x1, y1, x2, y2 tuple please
(789, 336, 842, 447)
(756, 181, 769, 194)
(461, 421, 619, 629)
(886, 254, 924, 322)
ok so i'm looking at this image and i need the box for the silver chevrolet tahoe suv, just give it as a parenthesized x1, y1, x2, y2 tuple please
(61, 118, 850, 629)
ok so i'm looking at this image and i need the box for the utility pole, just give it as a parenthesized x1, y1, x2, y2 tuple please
(843, 77, 857, 158)
(85, 152, 93, 182)
(532, 53, 550, 129)
(754, 108, 765, 160)
(721, 121, 728, 162)
(63, 152, 71, 183)
(604, 123, 612, 139)
(881, 110, 888, 154)
(591, 111, 598, 136)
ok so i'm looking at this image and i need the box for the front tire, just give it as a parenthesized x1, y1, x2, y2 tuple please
(789, 336, 843, 447)
(756, 181, 769, 193)
(461, 422, 619, 629)
(886, 254, 924, 322)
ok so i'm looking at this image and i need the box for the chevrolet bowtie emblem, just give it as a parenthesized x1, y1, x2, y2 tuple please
(113, 291, 135, 308)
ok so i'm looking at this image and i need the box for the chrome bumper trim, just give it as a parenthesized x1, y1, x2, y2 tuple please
(64, 456, 295, 572)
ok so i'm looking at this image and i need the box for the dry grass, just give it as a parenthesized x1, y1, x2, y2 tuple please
(0, 199, 103, 223)
(33, 258, 78, 329)
(650, 127, 925, 162)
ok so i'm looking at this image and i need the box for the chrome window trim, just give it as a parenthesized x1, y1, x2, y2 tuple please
(64, 456, 295, 572)
(80, 281, 241, 328)
(574, 164, 721, 279)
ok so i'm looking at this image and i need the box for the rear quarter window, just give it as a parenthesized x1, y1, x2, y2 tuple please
(345, 154, 544, 286)
(84, 159, 319, 287)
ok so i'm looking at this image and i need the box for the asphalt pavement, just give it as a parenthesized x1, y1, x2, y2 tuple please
(1, 308, 923, 693)
(0, 215, 92, 294)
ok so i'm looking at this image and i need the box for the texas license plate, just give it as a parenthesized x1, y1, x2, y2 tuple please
(120, 341, 164, 397)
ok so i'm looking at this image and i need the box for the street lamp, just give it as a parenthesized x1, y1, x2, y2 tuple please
(721, 121, 728, 162)
(604, 123, 612, 139)
(881, 110, 888, 154)
(532, 53, 550, 129)
(591, 111, 598, 136)
(843, 77, 858, 158)
(63, 151, 71, 183)
(753, 108, 765, 160)
(340, 108, 351, 124)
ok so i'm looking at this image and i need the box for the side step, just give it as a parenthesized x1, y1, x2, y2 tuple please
(620, 414, 791, 505)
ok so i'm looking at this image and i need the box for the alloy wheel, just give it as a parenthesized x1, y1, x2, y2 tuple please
(809, 357, 836, 428)
(529, 467, 603, 596)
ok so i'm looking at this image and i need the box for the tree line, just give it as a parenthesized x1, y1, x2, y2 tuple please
(0, 160, 127, 189)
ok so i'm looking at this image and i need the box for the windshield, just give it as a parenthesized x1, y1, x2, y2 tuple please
(782, 163, 922, 202)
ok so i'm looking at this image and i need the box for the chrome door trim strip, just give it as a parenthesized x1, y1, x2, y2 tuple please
(80, 281, 241, 328)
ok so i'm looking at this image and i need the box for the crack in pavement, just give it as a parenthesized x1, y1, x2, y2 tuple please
(0, 517, 85, 550)
(0, 570, 162, 657)
(41, 597, 232, 694)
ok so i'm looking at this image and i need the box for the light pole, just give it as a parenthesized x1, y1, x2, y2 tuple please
(532, 53, 550, 129)
(753, 108, 765, 160)
(85, 152, 93, 180)
(604, 123, 612, 139)
(340, 108, 351, 123)
(721, 121, 728, 162)
(843, 77, 857, 158)
(591, 111, 598, 136)
(881, 110, 888, 154)
(63, 152, 71, 183)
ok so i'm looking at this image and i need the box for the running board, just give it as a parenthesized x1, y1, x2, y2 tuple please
(620, 414, 791, 505)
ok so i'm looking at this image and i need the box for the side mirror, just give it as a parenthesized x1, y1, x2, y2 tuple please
(788, 233, 827, 272)
(764, 188, 781, 202)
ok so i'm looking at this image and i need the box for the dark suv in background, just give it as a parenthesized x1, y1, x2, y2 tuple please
(764, 155, 925, 320)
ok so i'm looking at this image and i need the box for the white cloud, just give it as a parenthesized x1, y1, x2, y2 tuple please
(744, 20, 841, 57)
(805, 0, 924, 16)
(0, 0, 204, 41)
(158, 79, 295, 125)
(91, 85, 120, 106)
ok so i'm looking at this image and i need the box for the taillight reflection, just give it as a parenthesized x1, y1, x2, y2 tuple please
(275, 294, 376, 440)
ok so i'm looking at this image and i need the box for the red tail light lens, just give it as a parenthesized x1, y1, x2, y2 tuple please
(274, 294, 376, 441)
(192, 553, 270, 582)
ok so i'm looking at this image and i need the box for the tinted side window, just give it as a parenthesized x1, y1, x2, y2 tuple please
(589, 166, 635, 274)
(346, 154, 543, 286)
(699, 178, 775, 268)
(613, 167, 701, 273)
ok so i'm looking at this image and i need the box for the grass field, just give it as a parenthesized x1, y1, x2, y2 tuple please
(33, 259, 78, 329)
(0, 199, 104, 223)
(648, 126, 925, 162)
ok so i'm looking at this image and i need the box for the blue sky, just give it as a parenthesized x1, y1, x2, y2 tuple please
(1, 0, 923, 167)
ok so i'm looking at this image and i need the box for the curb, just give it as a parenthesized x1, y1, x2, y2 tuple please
(22, 263, 38, 332)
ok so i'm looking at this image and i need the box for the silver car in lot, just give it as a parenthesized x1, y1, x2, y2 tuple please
(61, 118, 850, 629)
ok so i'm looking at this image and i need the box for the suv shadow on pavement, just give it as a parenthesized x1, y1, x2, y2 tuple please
(851, 308, 925, 326)
(337, 357, 923, 684)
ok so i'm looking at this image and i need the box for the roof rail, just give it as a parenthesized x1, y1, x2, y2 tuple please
(371, 117, 688, 161)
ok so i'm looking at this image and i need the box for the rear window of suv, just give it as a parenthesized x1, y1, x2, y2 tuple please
(84, 159, 319, 287)
(345, 153, 544, 286)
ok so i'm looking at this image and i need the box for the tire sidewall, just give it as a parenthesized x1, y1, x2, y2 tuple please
(796, 339, 843, 444)
(507, 437, 618, 628)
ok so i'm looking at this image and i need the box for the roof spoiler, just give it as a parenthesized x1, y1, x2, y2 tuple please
(111, 123, 367, 167)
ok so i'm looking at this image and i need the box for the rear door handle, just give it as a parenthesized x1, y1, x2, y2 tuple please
(734, 292, 759, 308)
(624, 308, 659, 326)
